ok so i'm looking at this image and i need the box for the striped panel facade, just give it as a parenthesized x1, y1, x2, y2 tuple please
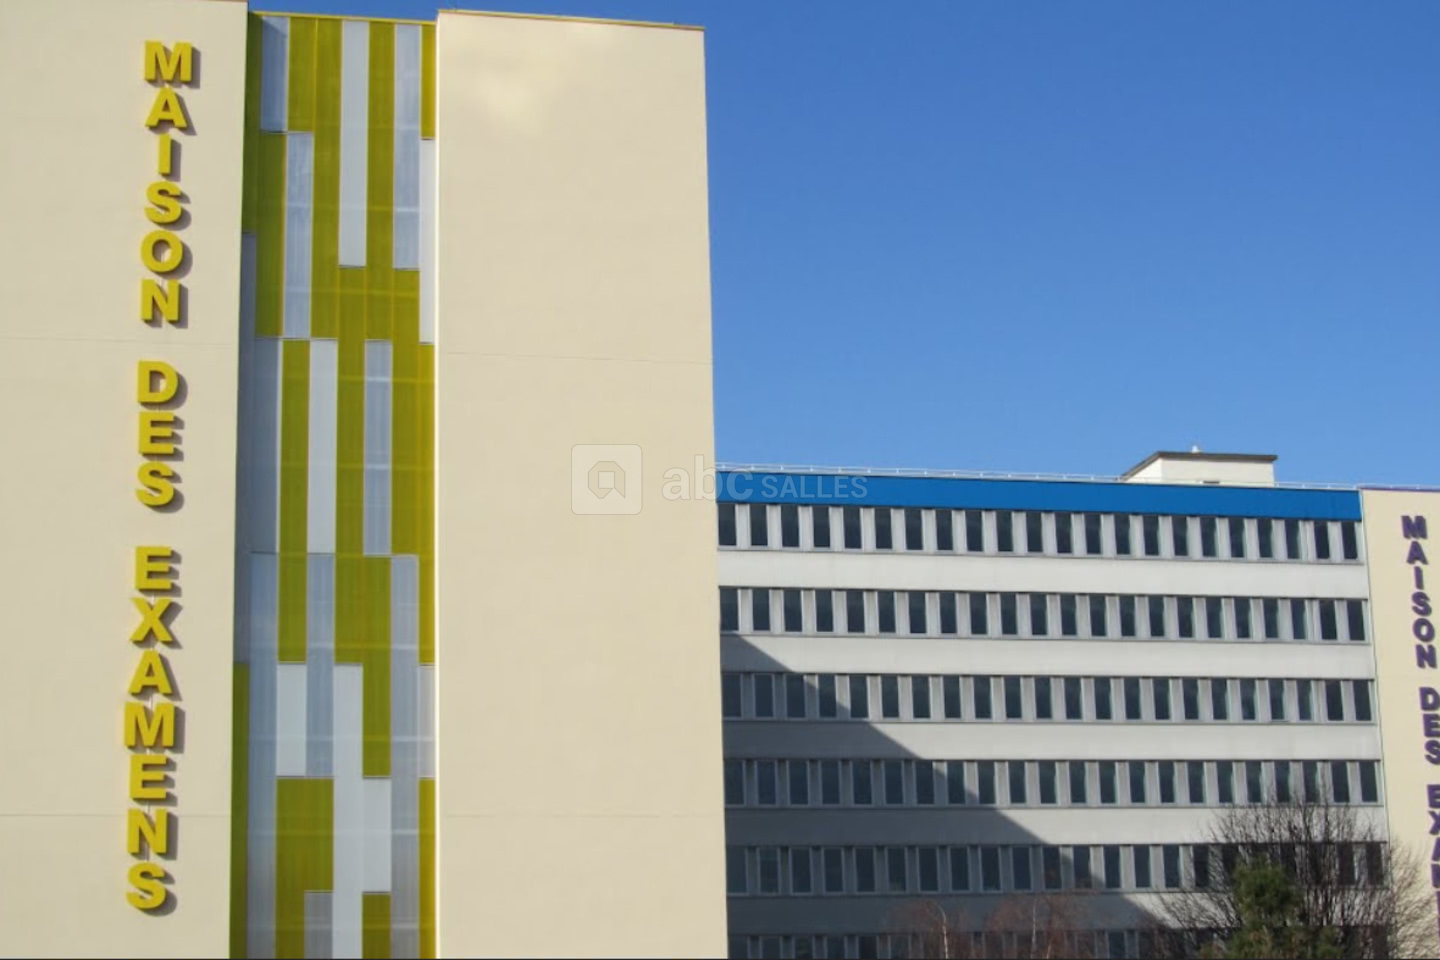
(232, 14, 437, 960)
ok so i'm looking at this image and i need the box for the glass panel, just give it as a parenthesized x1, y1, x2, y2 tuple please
(781, 504, 799, 548)
(936, 510, 954, 551)
(874, 508, 893, 550)
(749, 504, 768, 547)
(718, 503, 737, 546)
(966, 510, 984, 552)
(1085, 513, 1102, 554)
(904, 508, 923, 551)
(853, 762, 873, 805)
(843, 506, 861, 549)
(912, 676, 931, 719)
(812, 506, 831, 548)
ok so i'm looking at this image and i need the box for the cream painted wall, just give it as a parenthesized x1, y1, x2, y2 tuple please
(1362, 489, 1440, 955)
(0, 1, 245, 956)
(433, 12, 727, 957)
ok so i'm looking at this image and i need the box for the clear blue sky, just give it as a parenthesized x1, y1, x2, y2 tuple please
(274, 0, 1439, 485)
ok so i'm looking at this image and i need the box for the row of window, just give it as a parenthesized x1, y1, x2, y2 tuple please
(726, 839, 1386, 898)
(721, 673, 1375, 725)
(719, 503, 1362, 564)
(729, 929, 1161, 960)
(723, 758, 1381, 809)
(722, 588, 1368, 644)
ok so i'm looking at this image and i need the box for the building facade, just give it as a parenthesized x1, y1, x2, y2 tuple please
(716, 454, 1440, 959)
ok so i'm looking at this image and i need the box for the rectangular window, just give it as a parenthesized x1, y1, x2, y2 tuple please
(1043, 847, 1063, 890)
(1183, 678, 1200, 720)
(1304, 761, 1321, 803)
(1229, 517, 1247, 558)
(918, 847, 940, 892)
(818, 675, 837, 718)
(1342, 521, 1359, 560)
(1143, 515, 1161, 556)
(1163, 845, 1181, 889)
(754, 675, 775, 719)
(1348, 601, 1367, 642)
(721, 588, 739, 632)
(974, 677, 993, 720)
(1194, 845, 1211, 889)
(1026, 512, 1044, 553)
(1009, 761, 1027, 804)
(978, 762, 997, 804)
(880, 676, 900, 719)
(1360, 761, 1379, 803)
(816, 591, 834, 633)
(748, 504, 768, 547)
(980, 847, 1001, 891)
(950, 847, 971, 891)
(1175, 516, 1192, 557)
(1030, 594, 1049, 636)
(1073, 846, 1092, 888)
(1285, 519, 1302, 559)
(1269, 679, 1286, 721)
(1120, 596, 1137, 637)
(1297, 679, 1313, 721)
(1149, 596, 1166, 637)
(757, 761, 778, 805)
(878, 591, 897, 634)
(1100, 761, 1117, 805)
(848, 675, 869, 720)
(912, 676, 931, 719)
(1104, 845, 1122, 890)
(1065, 677, 1083, 720)
(1325, 680, 1344, 721)
(1188, 762, 1206, 804)
(1332, 761, 1351, 803)
(936, 510, 954, 552)
(812, 506, 831, 549)
(970, 593, 989, 635)
(1000, 593, 1018, 636)
(1320, 600, 1338, 641)
(1264, 598, 1280, 639)
(998, 510, 1016, 552)
(939, 593, 957, 635)
(1135, 846, 1153, 888)
(724, 759, 744, 805)
(1315, 521, 1332, 560)
(1258, 518, 1274, 559)
(916, 761, 935, 806)
(1094, 677, 1113, 721)
(1206, 598, 1224, 639)
(1124, 678, 1142, 720)
(790, 761, 810, 805)
(1153, 678, 1171, 721)
(726, 847, 747, 894)
(752, 589, 771, 632)
(781, 504, 799, 548)
(887, 847, 908, 893)
(1040, 761, 1058, 804)
(786, 674, 806, 719)
(1245, 761, 1263, 804)
(1070, 761, 1088, 804)
(966, 510, 984, 552)
(908, 592, 928, 635)
(1089, 595, 1107, 637)
(821, 760, 841, 805)
(1354, 681, 1373, 722)
(791, 849, 812, 894)
(1056, 513, 1074, 554)
(1218, 761, 1235, 804)
(1115, 514, 1133, 555)
(1085, 513, 1103, 555)
(854, 848, 875, 893)
(947, 761, 966, 804)
(1061, 594, 1078, 636)
(718, 503, 737, 546)
(1276, 762, 1292, 802)
(853, 762, 874, 805)
(1129, 762, 1147, 804)
(943, 676, 962, 719)
(1240, 679, 1257, 721)
(1159, 762, 1176, 804)
(883, 760, 904, 805)
(843, 506, 861, 549)
(904, 508, 923, 551)
(722, 674, 742, 718)
(1235, 598, 1252, 639)
(1291, 599, 1308, 640)
(783, 589, 802, 633)
(1200, 516, 1218, 557)
(1211, 678, 1230, 720)
(1013, 847, 1033, 891)
(874, 509, 893, 550)
(1035, 677, 1053, 719)
(846, 590, 866, 634)
(1177, 596, 1195, 638)
(1005, 676, 1023, 720)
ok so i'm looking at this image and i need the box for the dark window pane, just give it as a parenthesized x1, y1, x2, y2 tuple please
(1297, 679, 1313, 721)
(1094, 677, 1113, 721)
(1070, 761, 1088, 804)
(1129, 762, 1147, 804)
(1125, 678, 1142, 720)
(1264, 598, 1280, 639)
(1354, 681, 1372, 722)
(790, 760, 810, 804)
(812, 506, 831, 548)
(947, 762, 966, 804)
(791, 849, 812, 894)
(854, 849, 874, 892)
(918, 846, 939, 890)
(1269, 679, 1286, 721)
(1013, 847, 1033, 890)
(1159, 762, 1176, 804)
(1304, 761, 1321, 802)
(1206, 598, 1224, 638)
(1035, 677, 1053, 719)
(887, 847, 908, 892)
(908, 592, 927, 634)
(726, 848, 747, 894)
(1276, 762, 1292, 802)
(1105, 845, 1122, 889)
(724, 759, 743, 804)
(883, 760, 904, 804)
(943, 676, 962, 719)
(749, 504, 768, 546)
(1246, 761, 1263, 804)
(754, 675, 775, 718)
(1201, 516, 1217, 557)
(1001, 593, 1018, 635)
(981, 847, 1001, 891)
(1235, 598, 1252, 639)
(950, 847, 970, 891)
(1143, 515, 1161, 556)
(936, 510, 954, 552)
(1061, 594, 1078, 636)
(786, 674, 806, 718)
(939, 593, 957, 634)
(1348, 601, 1367, 642)
(722, 674, 742, 718)
(878, 591, 896, 633)
(1292, 599, 1308, 640)
(1056, 513, 1074, 554)
(1043, 847, 1062, 890)
(904, 508, 923, 551)
(1326, 680, 1344, 721)
(1153, 679, 1171, 721)
(1342, 521, 1359, 560)
(1183, 678, 1200, 720)
(1115, 514, 1132, 555)
(1074, 846, 1092, 888)
(974, 677, 993, 719)
(1090, 595, 1107, 637)
(1195, 845, 1211, 889)
(1333, 761, 1351, 803)
(1175, 516, 1192, 557)
(718, 503, 737, 546)
(853, 762, 873, 805)
(912, 676, 931, 719)
(965, 510, 984, 551)
(849, 676, 869, 719)
(1285, 519, 1301, 559)
(1163, 845, 1181, 888)
(816, 591, 834, 633)
(1009, 760, 1027, 804)
(1320, 600, 1338, 641)
(1240, 679, 1257, 720)
(752, 589, 770, 632)
(1218, 762, 1235, 804)
(818, 675, 837, 718)
(1211, 679, 1229, 721)
(757, 761, 777, 805)
(1085, 513, 1102, 554)
(783, 589, 802, 633)
(969, 594, 989, 635)
(996, 510, 1014, 552)
(1030, 594, 1049, 636)
(1258, 519, 1274, 559)
(1229, 517, 1247, 558)
(1026, 512, 1044, 553)
(1315, 522, 1332, 560)
(846, 590, 865, 633)
(1135, 846, 1153, 888)
(721, 588, 739, 632)
(1120, 596, 1137, 637)
(1065, 678, 1083, 720)
(1100, 761, 1117, 804)
(1005, 676, 1023, 720)
(874, 509, 893, 550)
(881, 676, 900, 719)
(1040, 761, 1057, 804)
(843, 506, 861, 549)
(1188, 762, 1206, 804)
(978, 762, 996, 804)
(1177, 596, 1195, 638)
(1360, 762, 1379, 803)
(781, 504, 799, 548)
(1149, 596, 1166, 637)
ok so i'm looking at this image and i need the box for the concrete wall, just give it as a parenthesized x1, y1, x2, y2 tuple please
(433, 12, 727, 957)
(0, 0, 246, 956)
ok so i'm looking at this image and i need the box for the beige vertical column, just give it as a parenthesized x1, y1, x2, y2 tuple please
(433, 11, 726, 957)
(0, 0, 246, 957)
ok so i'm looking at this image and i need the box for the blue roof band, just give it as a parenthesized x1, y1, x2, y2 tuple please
(715, 471, 1362, 521)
